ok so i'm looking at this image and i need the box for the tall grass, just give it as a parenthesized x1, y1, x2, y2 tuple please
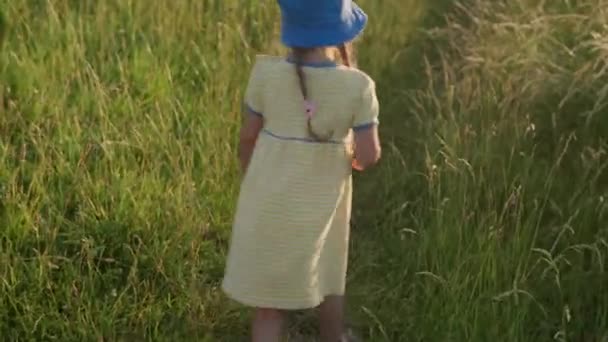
(351, 0, 608, 340)
(1, 0, 607, 341)
(0, 1, 278, 340)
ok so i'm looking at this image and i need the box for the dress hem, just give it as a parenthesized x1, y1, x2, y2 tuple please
(221, 282, 345, 310)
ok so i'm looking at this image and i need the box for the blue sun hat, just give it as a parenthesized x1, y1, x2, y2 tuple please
(278, 0, 368, 48)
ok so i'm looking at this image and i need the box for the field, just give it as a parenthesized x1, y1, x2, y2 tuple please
(1, 0, 607, 341)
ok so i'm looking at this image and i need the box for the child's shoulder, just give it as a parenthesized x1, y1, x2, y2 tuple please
(339, 66, 376, 87)
(332, 66, 376, 95)
(248, 54, 375, 87)
(246, 55, 286, 80)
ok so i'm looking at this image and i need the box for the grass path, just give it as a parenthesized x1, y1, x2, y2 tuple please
(1, 0, 607, 341)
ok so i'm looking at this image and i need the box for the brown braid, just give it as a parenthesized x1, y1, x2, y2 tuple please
(292, 45, 353, 141)
(293, 47, 323, 141)
(293, 48, 310, 99)
(338, 43, 351, 67)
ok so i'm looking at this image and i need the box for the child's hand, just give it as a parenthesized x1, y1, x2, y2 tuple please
(349, 140, 363, 171)
(352, 158, 364, 171)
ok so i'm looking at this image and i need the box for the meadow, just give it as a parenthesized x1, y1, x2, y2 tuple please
(1, 0, 607, 340)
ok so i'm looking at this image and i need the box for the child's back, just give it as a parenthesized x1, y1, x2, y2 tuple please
(247, 55, 378, 142)
(222, 1, 380, 340)
(223, 54, 379, 310)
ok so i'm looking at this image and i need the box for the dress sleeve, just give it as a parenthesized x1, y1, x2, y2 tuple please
(244, 58, 265, 117)
(352, 77, 380, 131)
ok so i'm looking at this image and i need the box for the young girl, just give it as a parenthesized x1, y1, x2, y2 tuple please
(222, 0, 381, 341)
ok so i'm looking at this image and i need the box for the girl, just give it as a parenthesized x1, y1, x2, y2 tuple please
(222, 0, 381, 341)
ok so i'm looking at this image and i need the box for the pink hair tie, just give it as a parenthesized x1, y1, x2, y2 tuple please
(304, 100, 317, 119)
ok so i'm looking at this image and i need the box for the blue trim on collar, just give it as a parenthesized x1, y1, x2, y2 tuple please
(285, 56, 338, 68)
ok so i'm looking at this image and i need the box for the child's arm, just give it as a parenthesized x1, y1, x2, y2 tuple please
(351, 76, 381, 171)
(240, 57, 265, 173)
(352, 125, 381, 171)
(238, 110, 264, 173)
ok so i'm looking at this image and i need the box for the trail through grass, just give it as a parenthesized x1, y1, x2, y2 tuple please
(1, 0, 607, 341)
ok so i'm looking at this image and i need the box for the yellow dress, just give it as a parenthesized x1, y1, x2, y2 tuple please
(222, 55, 379, 310)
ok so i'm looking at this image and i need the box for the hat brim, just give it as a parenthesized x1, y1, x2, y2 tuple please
(280, 3, 368, 48)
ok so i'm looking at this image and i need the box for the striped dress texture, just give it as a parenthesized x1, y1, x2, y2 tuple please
(222, 55, 379, 310)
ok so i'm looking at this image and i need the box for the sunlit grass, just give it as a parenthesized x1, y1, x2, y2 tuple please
(1, 0, 607, 340)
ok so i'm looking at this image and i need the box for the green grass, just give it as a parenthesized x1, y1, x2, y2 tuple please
(1, 0, 607, 341)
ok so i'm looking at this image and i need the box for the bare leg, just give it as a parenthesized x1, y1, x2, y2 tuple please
(319, 295, 345, 342)
(252, 308, 285, 342)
